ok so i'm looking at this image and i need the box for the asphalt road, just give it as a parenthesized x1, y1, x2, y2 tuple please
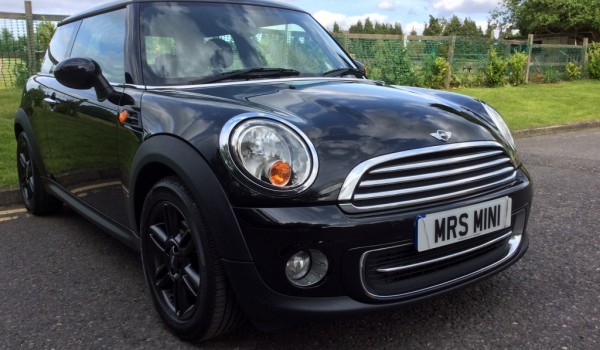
(0, 128, 598, 349)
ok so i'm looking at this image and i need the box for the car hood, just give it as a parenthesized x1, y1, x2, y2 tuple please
(190, 78, 500, 154)
(147, 78, 505, 202)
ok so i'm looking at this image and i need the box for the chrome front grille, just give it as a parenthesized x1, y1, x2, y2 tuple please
(338, 141, 517, 213)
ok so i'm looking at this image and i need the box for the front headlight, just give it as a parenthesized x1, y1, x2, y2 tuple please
(220, 113, 319, 194)
(482, 102, 515, 149)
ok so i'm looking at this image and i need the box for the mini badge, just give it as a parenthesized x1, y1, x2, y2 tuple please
(431, 130, 452, 142)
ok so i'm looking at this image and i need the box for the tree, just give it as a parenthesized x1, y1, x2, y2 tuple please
(423, 15, 444, 36)
(392, 23, 403, 35)
(349, 20, 364, 34)
(492, 0, 600, 39)
(0, 28, 14, 51)
(410, 27, 417, 36)
(442, 15, 463, 36)
(36, 19, 56, 51)
(485, 21, 495, 39)
(462, 18, 484, 37)
(332, 22, 341, 33)
(364, 17, 374, 34)
(346, 19, 402, 35)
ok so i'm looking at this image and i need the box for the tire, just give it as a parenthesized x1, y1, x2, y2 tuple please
(16, 132, 62, 215)
(139, 177, 244, 342)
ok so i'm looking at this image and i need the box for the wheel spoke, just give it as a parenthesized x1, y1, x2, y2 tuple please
(173, 278, 191, 317)
(154, 263, 171, 290)
(148, 224, 169, 253)
(177, 229, 194, 258)
(19, 153, 28, 169)
(163, 203, 180, 237)
(183, 264, 200, 297)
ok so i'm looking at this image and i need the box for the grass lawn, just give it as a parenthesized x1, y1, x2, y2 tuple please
(1, 80, 600, 190)
(0, 87, 21, 189)
(456, 80, 600, 130)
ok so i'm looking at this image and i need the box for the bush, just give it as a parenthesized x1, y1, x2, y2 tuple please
(485, 49, 507, 87)
(421, 54, 449, 89)
(368, 40, 420, 85)
(566, 62, 582, 80)
(507, 52, 527, 85)
(451, 69, 485, 88)
(13, 62, 30, 88)
(542, 68, 561, 83)
(588, 42, 600, 80)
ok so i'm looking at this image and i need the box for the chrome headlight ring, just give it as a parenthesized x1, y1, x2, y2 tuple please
(219, 113, 319, 196)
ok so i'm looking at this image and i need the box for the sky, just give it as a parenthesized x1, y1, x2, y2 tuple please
(0, 0, 502, 34)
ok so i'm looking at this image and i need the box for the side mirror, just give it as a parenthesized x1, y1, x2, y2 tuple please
(354, 60, 367, 77)
(54, 57, 116, 103)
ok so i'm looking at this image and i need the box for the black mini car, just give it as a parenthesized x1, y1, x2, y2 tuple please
(15, 0, 532, 342)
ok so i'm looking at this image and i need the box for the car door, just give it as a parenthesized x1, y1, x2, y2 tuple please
(42, 8, 129, 226)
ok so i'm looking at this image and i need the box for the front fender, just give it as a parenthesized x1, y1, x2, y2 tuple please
(129, 134, 252, 262)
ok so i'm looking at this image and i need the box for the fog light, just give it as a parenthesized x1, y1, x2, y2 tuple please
(285, 249, 328, 287)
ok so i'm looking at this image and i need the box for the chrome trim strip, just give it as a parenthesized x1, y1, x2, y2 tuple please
(219, 113, 319, 196)
(340, 172, 517, 213)
(354, 167, 515, 200)
(370, 150, 504, 174)
(338, 141, 506, 201)
(360, 158, 511, 188)
(375, 231, 513, 273)
(359, 231, 523, 300)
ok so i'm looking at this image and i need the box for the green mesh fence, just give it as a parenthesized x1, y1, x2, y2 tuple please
(0, 9, 65, 90)
(333, 33, 589, 87)
(0, 18, 30, 89)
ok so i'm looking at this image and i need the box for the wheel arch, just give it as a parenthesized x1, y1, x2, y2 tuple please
(129, 134, 251, 262)
(14, 108, 48, 176)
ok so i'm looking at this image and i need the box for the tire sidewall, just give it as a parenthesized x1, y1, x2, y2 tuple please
(17, 132, 39, 212)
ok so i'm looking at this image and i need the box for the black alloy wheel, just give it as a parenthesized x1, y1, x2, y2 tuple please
(16, 132, 61, 214)
(146, 200, 200, 320)
(140, 177, 243, 341)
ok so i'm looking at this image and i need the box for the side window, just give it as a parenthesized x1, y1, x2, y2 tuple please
(40, 21, 80, 74)
(70, 9, 126, 83)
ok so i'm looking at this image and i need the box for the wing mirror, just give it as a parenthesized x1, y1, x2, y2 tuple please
(354, 60, 368, 77)
(54, 57, 132, 105)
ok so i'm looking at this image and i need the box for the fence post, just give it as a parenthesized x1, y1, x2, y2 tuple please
(24, 0, 36, 75)
(524, 34, 534, 84)
(582, 37, 589, 72)
(444, 36, 456, 89)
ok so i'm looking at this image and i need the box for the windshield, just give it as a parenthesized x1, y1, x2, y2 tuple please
(140, 2, 356, 86)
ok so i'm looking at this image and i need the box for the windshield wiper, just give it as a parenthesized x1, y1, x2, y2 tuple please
(191, 68, 300, 84)
(323, 67, 365, 78)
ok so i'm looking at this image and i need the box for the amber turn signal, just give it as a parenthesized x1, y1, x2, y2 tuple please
(269, 160, 291, 187)
(119, 110, 128, 123)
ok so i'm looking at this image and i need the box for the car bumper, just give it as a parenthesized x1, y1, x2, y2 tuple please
(225, 170, 532, 330)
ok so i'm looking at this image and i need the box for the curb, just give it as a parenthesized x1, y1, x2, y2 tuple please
(0, 188, 21, 208)
(1, 121, 599, 208)
(513, 120, 600, 138)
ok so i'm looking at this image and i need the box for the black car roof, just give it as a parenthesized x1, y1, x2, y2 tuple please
(62, 0, 306, 25)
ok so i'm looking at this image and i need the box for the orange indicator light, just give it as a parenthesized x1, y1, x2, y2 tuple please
(269, 160, 291, 187)
(119, 110, 128, 123)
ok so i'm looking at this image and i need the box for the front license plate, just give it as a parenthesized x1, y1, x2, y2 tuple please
(415, 197, 512, 252)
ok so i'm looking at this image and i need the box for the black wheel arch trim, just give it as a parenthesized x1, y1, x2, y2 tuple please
(14, 108, 48, 177)
(129, 134, 252, 262)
